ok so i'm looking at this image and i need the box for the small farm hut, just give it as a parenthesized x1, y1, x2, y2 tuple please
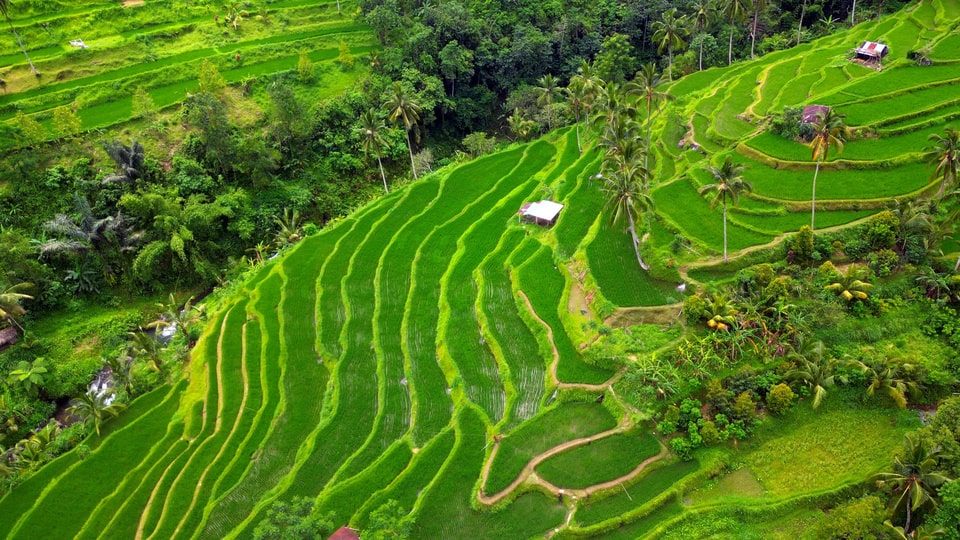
(801, 105, 831, 124)
(518, 200, 564, 227)
(854, 41, 889, 62)
(327, 526, 360, 540)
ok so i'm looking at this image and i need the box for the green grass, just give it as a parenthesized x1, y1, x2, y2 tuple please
(755, 58, 804, 116)
(536, 432, 661, 489)
(841, 82, 960, 126)
(555, 158, 603, 259)
(744, 127, 935, 163)
(575, 459, 700, 527)
(574, 501, 685, 540)
(485, 401, 618, 494)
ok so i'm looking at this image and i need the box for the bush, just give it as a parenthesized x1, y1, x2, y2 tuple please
(766, 383, 795, 416)
(812, 495, 888, 540)
(731, 391, 757, 423)
(788, 226, 815, 264)
(683, 294, 708, 325)
(816, 260, 843, 286)
(866, 211, 899, 250)
(867, 248, 899, 277)
(700, 420, 720, 446)
(670, 436, 693, 461)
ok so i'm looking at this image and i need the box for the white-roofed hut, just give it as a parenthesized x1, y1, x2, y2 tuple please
(518, 200, 564, 227)
(853, 41, 889, 69)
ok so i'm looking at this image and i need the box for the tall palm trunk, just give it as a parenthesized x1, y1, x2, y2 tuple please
(667, 46, 673, 81)
(405, 129, 418, 180)
(699, 38, 704, 71)
(954, 252, 959, 272)
(811, 159, 821, 230)
(728, 23, 735, 65)
(850, 0, 857, 26)
(575, 121, 582, 154)
(645, 102, 653, 182)
(5, 15, 37, 75)
(797, 0, 807, 45)
(723, 199, 729, 263)
(377, 155, 389, 193)
(627, 210, 650, 271)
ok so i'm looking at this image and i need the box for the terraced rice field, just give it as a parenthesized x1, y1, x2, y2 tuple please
(3, 1, 959, 538)
(0, 129, 670, 538)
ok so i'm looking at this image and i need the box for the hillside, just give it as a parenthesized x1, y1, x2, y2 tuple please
(1, 1, 959, 539)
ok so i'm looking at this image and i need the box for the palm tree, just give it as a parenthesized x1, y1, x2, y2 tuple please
(600, 166, 654, 271)
(104, 350, 135, 397)
(651, 9, 689, 81)
(924, 127, 960, 200)
(0, 281, 32, 333)
(570, 60, 605, 140)
(627, 63, 674, 176)
(699, 156, 752, 263)
(885, 522, 946, 540)
(808, 109, 848, 230)
(875, 433, 953, 534)
(565, 78, 588, 153)
(796, 0, 809, 45)
(384, 82, 422, 180)
(67, 390, 126, 437)
(536, 74, 561, 132)
(272, 208, 303, 247)
(146, 294, 203, 345)
(359, 109, 390, 193)
(129, 329, 165, 375)
(691, 0, 715, 71)
(854, 356, 917, 409)
(825, 265, 872, 303)
(507, 108, 536, 142)
(722, 0, 749, 65)
(787, 340, 840, 408)
(0, 0, 38, 76)
(101, 139, 145, 185)
(748, 0, 769, 59)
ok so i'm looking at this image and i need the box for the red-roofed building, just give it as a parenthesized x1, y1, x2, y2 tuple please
(854, 41, 889, 62)
(328, 526, 360, 540)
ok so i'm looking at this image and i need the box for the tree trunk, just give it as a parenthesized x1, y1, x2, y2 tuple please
(751, 13, 758, 59)
(575, 120, 582, 154)
(904, 496, 912, 535)
(627, 210, 650, 271)
(728, 23, 735, 65)
(811, 159, 820, 230)
(405, 129, 418, 180)
(850, 0, 857, 26)
(5, 16, 38, 75)
(336, 0, 341, 14)
(797, 0, 807, 45)
(723, 199, 729, 263)
(377, 155, 389, 193)
(699, 37, 704, 71)
(645, 101, 653, 184)
(954, 252, 959, 272)
(667, 46, 673, 82)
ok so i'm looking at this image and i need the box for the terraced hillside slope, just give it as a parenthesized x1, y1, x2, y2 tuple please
(1, 1, 958, 538)
(0, 0, 373, 149)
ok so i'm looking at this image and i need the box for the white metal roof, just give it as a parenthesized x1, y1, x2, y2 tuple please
(523, 200, 564, 221)
(855, 41, 888, 57)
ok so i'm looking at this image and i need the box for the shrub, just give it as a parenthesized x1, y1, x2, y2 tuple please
(816, 260, 843, 286)
(670, 436, 693, 461)
(683, 294, 708, 325)
(867, 249, 899, 277)
(700, 420, 720, 446)
(812, 495, 887, 540)
(788, 226, 814, 264)
(866, 210, 899, 250)
(766, 383, 795, 416)
(731, 391, 757, 423)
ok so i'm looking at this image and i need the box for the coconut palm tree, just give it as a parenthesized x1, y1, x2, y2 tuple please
(924, 127, 960, 201)
(0, 281, 32, 333)
(535, 74, 561, 132)
(104, 350, 135, 397)
(359, 109, 390, 193)
(0, 0, 38, 76)
(384, 82, 422, 180)
(787, 340, 840, 408)
(565, 78, 588, 153)
(627, 63, 674, 177)
(808, 109, 848, 230)
(600, 166, 653, 271)
(691, 0, 716, 70)
(651, 9, 689, 81)
(67, 390, 126, 437)
(699, 156, 752, 263)
(825, 265, 872, 303)
(722, 0, 749, 65)
(796, 0, 809, 45)
(854, 356, 917, 409)
(748, 0, 768, 59)
(101, 139, 145, 185)
(146, 293, 203, 345)
(875, 433, 952, 534)
(272, 208, 303, 247)
(129, 329, 164, 375)
(507, 108, 536, 142)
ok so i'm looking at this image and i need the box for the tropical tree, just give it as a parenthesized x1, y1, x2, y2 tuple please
(627, 63, 674, 176)
(748, 0, 769, 59)
(67, 390, 126, 437)
(0, 281, 32, 333)
(6, 358, 48, 398)
(101, 139, 145, 185)
(875, 433, 953, 534)
(699, 156, 752, 263)
(273, 208, 303, 247)
(853, 356, 918, 409)
(507, 108, 536, 142)
(40, 194, 143, 281)
(808, 108, 848, 230)
(570, 60, 604, 137)
(147, 293, 203, 345)
(384, 82, 422, 180)
(797, 0, 809, 45)
(825, 265, 872, 303)
(129, 329, 165, 375)
(722, 0, 749, 65)
(104, 350, 135, 397)
(924, 127, 960, 200)
(565, 78, 588, 153)
(535, 74, 562, 132)
(0, 0, 38, 75)
(651, 9, 689, 81)
(600, 166, 654, 271)
(691, 0, 716, 70)
(787, 340, 840, 408)
(359, 108, 390, 193)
